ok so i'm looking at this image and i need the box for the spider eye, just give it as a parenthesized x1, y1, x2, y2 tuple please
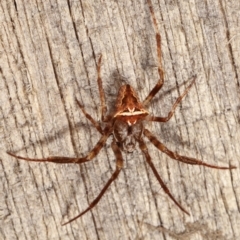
(123, 137, 136, 153)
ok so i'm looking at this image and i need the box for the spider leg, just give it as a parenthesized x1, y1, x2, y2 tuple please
(143, 0, 164, 106)
(96, 54, 108, 121)
(76, 99, 103, 134)
(7, 126, 113, 164)
(138, 138, 190, 215)
(148, 76, 196, 122)
(144, 129, 236, 169)
(62, 140, 123, 225)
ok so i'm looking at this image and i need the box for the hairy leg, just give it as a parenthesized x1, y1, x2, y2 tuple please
(76, 99, 103, 134)
(138, 138, 189, 215)
(143, 0, 164, 106)
(96, 54, 108, 121)
(148, 77, 196, 122)
(7, 125, 113, 164)
(62, 140, 123, 225)
(144, 129, 236, 169)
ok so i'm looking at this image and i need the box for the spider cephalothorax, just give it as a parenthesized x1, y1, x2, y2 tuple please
(7, 0, 236, 226)
(113, 118, 143, 153)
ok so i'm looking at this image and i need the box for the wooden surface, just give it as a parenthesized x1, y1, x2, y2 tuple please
(0, 0, 240, 239)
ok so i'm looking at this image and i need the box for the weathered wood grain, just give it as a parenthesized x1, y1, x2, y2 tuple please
(0, 0, 239, 239)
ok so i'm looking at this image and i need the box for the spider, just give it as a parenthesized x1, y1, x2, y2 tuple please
(7, 0, 236, 226)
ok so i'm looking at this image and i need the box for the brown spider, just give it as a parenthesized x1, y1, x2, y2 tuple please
(7, 0, 236, 226)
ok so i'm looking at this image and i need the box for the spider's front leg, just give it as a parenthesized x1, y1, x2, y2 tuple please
(138, 138, 189, 215)
(144, 128, 236, 170)
(7, 125, 113, 164)
(62, 140, 123, 225)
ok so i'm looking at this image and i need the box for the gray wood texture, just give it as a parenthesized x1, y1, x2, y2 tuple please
(0, 0, 240, 239)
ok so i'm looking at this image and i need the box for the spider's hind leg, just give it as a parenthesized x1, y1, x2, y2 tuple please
(148, 76, 196, 123)
(144, 0, 164, 106)
(96, 54, 109, 121)
(76, 54, 109, 135)
(76, 99, 103, 134)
